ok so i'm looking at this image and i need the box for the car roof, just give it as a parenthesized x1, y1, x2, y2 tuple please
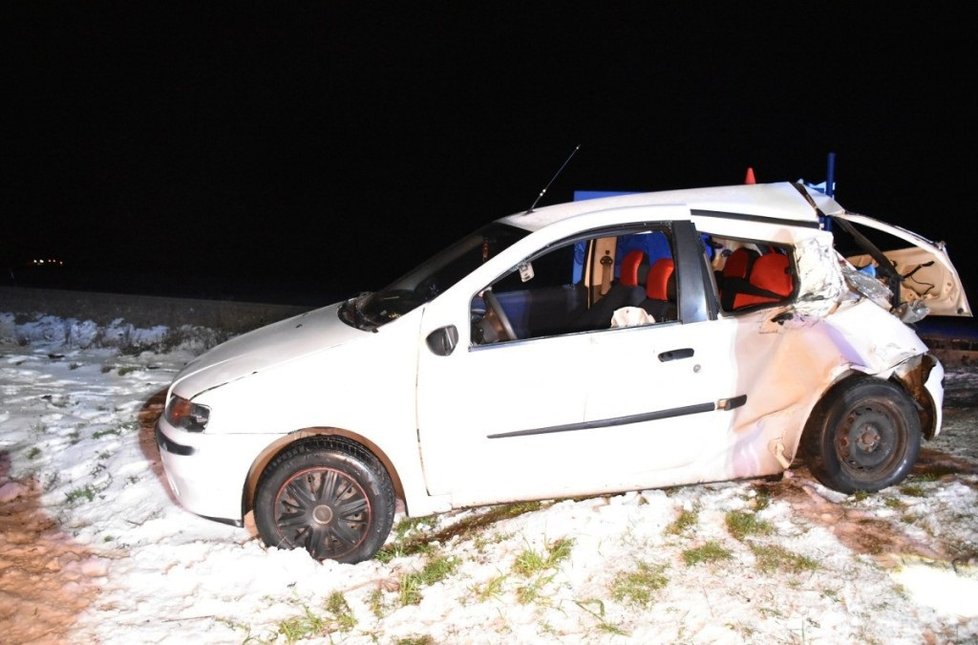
(500, 181, 845, 232)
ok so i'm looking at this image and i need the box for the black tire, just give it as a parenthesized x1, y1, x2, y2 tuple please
(254, 437, 395, 564)
(801, 375, 921, 494)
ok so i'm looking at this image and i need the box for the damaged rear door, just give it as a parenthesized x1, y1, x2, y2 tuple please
(831, 212, 972, 318)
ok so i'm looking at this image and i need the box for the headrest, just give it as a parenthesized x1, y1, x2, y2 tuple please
(646, 258, 675, 301)
(620, 250, 646, 287)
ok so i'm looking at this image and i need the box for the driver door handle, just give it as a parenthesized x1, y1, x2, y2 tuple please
(658, 347, 694, 362)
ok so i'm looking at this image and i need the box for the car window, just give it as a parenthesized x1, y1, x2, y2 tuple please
(341, 223, 529, 330)
(471, 227, 677, 344)
(703, 233, 797, 313)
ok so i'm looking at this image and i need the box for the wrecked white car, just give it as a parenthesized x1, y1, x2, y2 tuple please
(156, 181, 971, 563)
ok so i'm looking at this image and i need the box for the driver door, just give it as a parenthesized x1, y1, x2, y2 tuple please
(415, 292, 590, 506)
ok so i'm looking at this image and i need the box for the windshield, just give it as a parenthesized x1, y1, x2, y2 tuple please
(339, 222, 529, 330)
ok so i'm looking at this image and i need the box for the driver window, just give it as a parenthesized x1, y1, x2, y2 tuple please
(472, 243, 581, 344)
(471, 228, 677, 345)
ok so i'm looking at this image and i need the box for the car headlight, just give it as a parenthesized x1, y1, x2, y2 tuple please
(164, 394, 211, 432)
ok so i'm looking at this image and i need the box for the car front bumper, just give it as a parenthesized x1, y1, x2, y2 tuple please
(155, 420, 274, 524)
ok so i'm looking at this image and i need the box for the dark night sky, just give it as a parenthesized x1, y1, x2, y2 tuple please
(4, 4, 976, 306)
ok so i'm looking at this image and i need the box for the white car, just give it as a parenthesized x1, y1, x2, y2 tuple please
(156, 181, 972, 563)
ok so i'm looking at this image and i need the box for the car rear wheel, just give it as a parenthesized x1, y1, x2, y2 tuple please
(801, 376, 921, 494)
(254, 437, 395, 564)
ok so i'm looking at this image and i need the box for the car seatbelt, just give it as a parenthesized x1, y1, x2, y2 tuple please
(600, 251, 613, 296)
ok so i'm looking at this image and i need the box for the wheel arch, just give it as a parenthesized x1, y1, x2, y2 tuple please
(799, 369, 924, 493)
(890, 352, 941, 441)
(800, 371, 864, 451)
(801, 355, 939, 449)
(240, 427, 406, 519)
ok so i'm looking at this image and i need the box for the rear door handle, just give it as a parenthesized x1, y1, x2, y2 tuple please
(658, 347, 694, 362)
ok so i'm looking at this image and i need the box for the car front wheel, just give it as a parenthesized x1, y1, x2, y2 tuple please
(254, 437, 395, 564)
(801, 375, 921, 494)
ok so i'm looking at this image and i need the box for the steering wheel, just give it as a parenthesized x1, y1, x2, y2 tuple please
(483, 290, 517, 341)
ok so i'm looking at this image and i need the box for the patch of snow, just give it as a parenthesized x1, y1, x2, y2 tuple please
(892, 562, 978, 618)
(1, 312, 977, 644)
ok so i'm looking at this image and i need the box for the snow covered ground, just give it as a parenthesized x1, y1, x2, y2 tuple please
(1, 310, 977, 644)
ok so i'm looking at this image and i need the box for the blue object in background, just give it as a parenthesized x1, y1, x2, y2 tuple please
(570, 190, 675, 283)
(573, 190, 638, 201)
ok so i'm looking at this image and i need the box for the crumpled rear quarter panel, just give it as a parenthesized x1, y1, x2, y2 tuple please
(721, 298, 931, 480)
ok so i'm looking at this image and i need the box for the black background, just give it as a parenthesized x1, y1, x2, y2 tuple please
(4, 3, 976, 309)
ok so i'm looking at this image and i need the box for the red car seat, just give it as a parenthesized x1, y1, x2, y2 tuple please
(731, 252, 793, 309)
(719, 247, 759, 310)
(619, 249, 646, 287)
(645, 258, 675, 301)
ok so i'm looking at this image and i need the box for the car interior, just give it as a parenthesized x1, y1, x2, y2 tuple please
(472, 229, 680, 343)
(712, 243, 796, 311)
(472, 228, 802, 344)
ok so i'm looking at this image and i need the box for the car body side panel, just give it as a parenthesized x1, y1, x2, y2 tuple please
(720, 298, 933, 472)
(415, 326, 591, 503)
(580, 318, 740, 480)
(160, 307, 439, 521)
(811, 298, 930, 372)
(721, 309, 854, 476)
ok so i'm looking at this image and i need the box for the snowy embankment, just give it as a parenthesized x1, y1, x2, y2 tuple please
(1, 310, 977, 644)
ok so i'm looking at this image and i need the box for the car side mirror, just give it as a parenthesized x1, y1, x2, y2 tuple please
(426, 325, 459, 356)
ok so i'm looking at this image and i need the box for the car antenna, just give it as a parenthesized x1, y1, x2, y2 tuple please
(525, 144, 580, 214)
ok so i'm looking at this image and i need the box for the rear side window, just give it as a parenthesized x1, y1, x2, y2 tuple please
(704, 234, 796, 312)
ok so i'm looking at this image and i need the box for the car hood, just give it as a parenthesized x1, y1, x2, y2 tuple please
(171, 302, 363, 398)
